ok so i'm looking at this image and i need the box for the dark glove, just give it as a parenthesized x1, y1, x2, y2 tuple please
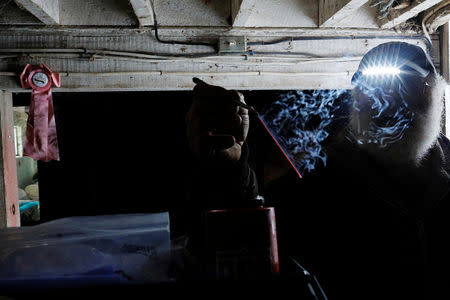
(187, 78, 249, 164)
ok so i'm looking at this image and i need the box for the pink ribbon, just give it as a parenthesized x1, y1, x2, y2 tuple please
(20, 64, 61, 162)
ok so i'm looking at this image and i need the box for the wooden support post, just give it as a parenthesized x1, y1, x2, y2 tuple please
(319, 0, 369, 27)
(0, 27, 430, 91)
(380, 0, 443, 29)
(423, 1, 450, 34)
(231, 0, 257, 27)
(0, 91, 20, 228)
(129, 0, 154, 27)
(14, 0, 60, 25)
(442, 22, 450, 137)
(443, 22, 449, 81)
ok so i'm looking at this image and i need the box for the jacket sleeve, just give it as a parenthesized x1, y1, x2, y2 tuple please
(187, 142, 259, 210)
(170, 142, 260, 256)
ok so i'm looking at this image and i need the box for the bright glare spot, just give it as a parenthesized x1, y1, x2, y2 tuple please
(362, 66, 401, 76)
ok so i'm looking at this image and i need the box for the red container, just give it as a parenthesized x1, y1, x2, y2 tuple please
(204, 207, 279, 280)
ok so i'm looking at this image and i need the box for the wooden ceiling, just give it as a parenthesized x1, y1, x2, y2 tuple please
(0, 0, 449, 91)
(0, 0, 447, 30)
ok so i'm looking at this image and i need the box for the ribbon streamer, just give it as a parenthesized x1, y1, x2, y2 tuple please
(19, 64, 61, 162)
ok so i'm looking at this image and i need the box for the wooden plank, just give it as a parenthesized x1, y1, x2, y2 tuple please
(0, 26, 421, 42)
(0, 91, 20, 228)
(319, 0, 369, 27)
(231, 0, 257, 27)
(0, 27, 431, 91)
(443, 22, 449, 81)
(0, 72, 355, 92)
(150, 0, 229, 27)
(423, 1, 450, 34)
(58, 0, 137, 26)
(0, 0, 42, 25)
(14, 0, 59, 24)
(442, 22, 450, 137)
(4, 0, 364, 28)
(380, 0, 443, 29)
(321, 2, 379, 28)
(1, 54, 363, 74)
(238, 0, 318, 28)
(129, 0, 154, 26)
(0, 26, 424, 63)
(5, 0, 227, 27)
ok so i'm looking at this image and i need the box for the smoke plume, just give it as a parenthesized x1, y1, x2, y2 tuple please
(260, 89, 348, 175)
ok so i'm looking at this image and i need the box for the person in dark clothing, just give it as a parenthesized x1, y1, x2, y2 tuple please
(263, 42, 450, 299)
(171, 80, 260, 278)
(183, 42, 449, 299)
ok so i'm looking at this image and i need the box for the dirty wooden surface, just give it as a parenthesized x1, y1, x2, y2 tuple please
(0, 91, 20, 228)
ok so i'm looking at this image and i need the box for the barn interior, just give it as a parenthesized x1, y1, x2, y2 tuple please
(1, 0, 450, 297)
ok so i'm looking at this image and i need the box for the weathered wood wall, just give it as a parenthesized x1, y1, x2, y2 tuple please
(0, 27, 433, 92)
(0, 91, 20, 228)
(0, 0, 446, 91)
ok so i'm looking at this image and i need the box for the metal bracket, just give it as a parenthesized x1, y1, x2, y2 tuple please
(218, 36, 247, 53)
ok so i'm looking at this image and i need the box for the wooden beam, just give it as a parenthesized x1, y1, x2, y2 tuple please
(443, 22, 450, 81)
(423, 1, 450, 34)
(442, 22, 450, 137)
(319, 0, 369, 27)
(14, 0, 60, 25)
(0, 91, 20, 228)
(380, 0, 443, 29)
(233, 0, 318, 28)
(0, 72, 355, 91)
(129, 0, 154, 27)
(0, 27, 430, 91)
(231, 0, 257, 27)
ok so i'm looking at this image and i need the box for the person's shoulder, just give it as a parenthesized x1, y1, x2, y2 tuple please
(438, 133, 450, 145)
(437, 133, 450, 154)
(436, 133, 450, 171)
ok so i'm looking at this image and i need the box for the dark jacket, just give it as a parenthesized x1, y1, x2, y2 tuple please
(265, 134, 450, 299)
(171, 142, 259, 258)
(179, 131, 450, 298)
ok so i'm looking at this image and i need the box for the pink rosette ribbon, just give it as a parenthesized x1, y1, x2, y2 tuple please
(20, 64, 61, 162)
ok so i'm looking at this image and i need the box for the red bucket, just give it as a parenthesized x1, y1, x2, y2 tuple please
(204, 207, 279, 280)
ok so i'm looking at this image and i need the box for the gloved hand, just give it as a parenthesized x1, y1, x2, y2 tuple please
(187, 78, 249, 163)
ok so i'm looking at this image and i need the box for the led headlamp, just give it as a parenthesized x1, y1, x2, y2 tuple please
(352, 42, 436, 86)
(361, 65, 401, 77)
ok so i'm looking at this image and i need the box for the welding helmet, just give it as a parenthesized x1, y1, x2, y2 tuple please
(351, 41, 436, 87)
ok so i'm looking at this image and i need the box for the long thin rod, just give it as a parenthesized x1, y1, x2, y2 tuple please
(256, 114, 303, 179)
(229, 94, 303, 179)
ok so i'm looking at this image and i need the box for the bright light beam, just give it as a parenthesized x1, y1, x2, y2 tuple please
(362, 66, 401, 76)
